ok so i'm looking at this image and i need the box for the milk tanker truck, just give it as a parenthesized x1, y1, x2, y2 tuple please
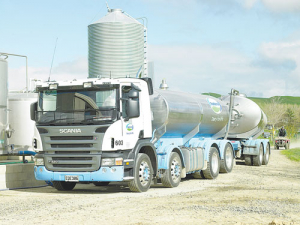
(31, 77, 270, 192)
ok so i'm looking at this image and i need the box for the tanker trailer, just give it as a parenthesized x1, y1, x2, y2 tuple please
(32, 78, 270, 192)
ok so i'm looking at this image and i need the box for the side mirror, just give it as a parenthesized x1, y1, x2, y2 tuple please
(126, 98, 139, 119)
(122, 84, 141, 121)
(30, 102, 37, 121)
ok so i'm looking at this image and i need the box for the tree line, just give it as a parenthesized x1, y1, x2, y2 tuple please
(260, 97, 300, 140)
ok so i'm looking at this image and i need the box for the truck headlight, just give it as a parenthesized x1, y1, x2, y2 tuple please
(115, 158, 123, 165)
(101, 158, 123, 166)
(35, 158, 44, 166)
(102, 158, 115, 166)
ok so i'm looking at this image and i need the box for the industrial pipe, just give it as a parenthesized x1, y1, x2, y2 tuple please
(0, 52, 28, 93)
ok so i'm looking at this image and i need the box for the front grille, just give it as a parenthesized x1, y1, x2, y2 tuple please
(55, 151, 91, 154)
(51, 144, 93, 148)
(53, 164, 92, 168)
(43, 131, 104, 172)
(276, 140, 286, 145)
(52, 157, 93, 160)
(51, 136, 93, 140)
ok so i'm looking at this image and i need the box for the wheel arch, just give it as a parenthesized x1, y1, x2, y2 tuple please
(129, 139, 158, 177)
(139, 145, 157, 176)
(157, 145, 185, 170)
(204, 142, 220, 161)
(217, 141, 234, 160)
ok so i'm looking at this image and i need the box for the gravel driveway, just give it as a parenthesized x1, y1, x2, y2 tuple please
(0, 146, 299, 225)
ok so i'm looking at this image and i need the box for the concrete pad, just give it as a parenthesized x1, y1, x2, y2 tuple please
(0, 163, 45, 189)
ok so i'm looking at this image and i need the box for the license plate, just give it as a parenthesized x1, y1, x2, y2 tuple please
(65, 175, 79, 182)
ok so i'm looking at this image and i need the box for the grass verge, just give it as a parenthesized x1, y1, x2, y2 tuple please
(281, 148, 300, 162)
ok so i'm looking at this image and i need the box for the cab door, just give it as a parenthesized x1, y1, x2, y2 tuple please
(120, 83, 144, 149)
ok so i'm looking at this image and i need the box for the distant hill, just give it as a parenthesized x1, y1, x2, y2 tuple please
(202, 93, 221, 98)
(202, 93, 300, 105)
(249, 96, 300, 106)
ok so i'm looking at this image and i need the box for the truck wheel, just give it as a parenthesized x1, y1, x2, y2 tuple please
(93, 182, 110, 186)
(192, 171, 205, 179)
(253, 144, 263, 166)
(202, 147, 220, 179)
(244, 155, 252, 166)
(162, 152, 182, 188)
(262, 143, 270, 165)
(128, 153, 153, 192)
(52, 181, 76, 191)
(220, 143, 234, 173)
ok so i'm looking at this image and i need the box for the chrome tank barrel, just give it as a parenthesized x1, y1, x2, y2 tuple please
(221, 95, 267, 139)
(150, 90, 267, 142)
(150, 90, 229, 142)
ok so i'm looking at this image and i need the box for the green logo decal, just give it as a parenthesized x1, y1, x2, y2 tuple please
(126, 124, 134, 131)
(207, 98, 222, 114)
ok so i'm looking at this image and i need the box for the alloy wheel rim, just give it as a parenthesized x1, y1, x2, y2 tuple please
(139, 160, 150, 186)
(225, 147, 233, 169)
(170, 157, 181, 182)
(211, 152, 219, 174)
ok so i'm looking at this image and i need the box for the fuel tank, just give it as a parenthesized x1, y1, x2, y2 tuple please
(150, 90, 267, 142)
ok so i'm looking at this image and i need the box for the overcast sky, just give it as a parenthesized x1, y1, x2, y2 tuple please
(1, 0, 300, 97)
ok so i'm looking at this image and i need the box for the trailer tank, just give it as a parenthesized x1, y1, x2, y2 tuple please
(150, 90, 229, 143)
(222, 94, 267, 139)
(150, 90, 267, 142)
(0, 58, 8, 154)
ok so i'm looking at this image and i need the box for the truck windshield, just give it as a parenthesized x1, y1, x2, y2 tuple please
(36, 87, 119, 125)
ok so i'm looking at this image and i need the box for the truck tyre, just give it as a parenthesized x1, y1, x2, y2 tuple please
(192, 171, 205, 179)
(162, 152, 182, 188)
(262, 143, 270, 165)
(52, 181, 76, 191)
(253, 143, 263, 166)
(244, 155, 252, 166)
(93, 182, 110, 186)
(220, 143, 234, 173)
(202, 147, 220, 179)
(128, 153, 153, 192)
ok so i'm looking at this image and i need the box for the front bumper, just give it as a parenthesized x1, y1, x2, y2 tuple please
(34, 166, 124, 182)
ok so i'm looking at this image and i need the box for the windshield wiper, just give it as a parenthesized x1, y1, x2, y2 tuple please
(81, 117, 112, 123)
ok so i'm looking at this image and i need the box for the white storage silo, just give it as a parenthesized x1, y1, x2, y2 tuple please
(0, 57, 8, 155)
(88, 9, 146, 78)
(8, 93, 42, 152)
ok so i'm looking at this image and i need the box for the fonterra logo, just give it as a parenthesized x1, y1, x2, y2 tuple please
(126, 123, 134, 132)
(59, 128, 82, 134)
(207, 98, 222, 114)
